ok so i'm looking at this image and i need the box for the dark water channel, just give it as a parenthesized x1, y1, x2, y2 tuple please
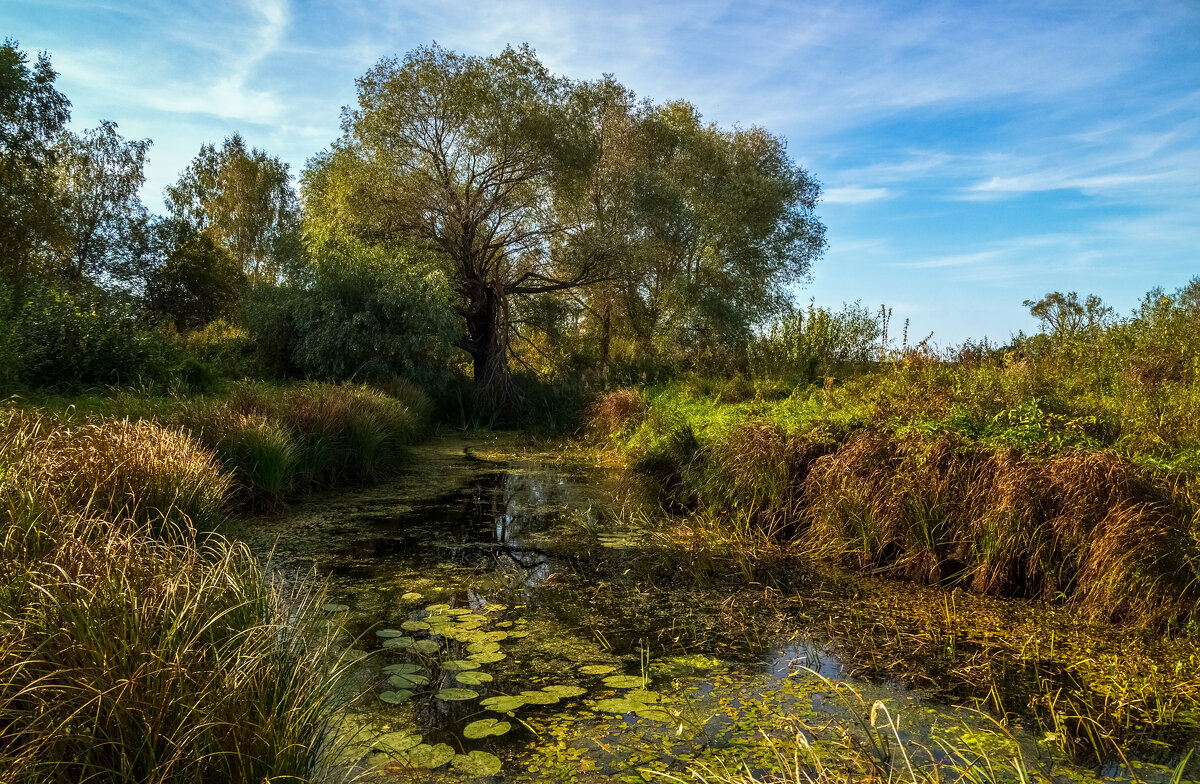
(231, 436, 1193, 783)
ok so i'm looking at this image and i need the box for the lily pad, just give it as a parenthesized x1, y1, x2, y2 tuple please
(375, 629, 405, 638)
(446, 607, 472, 616)
(400, 620, 430, 631)
(379, 689, 414, 704)
(406, 742, 455, 769)
(388, 673, 429, 688)
(455, 670, 494, 685)
(627, 689, 663, 704)
(519, 690, 560, 705)
(322, 603, 349, 613)
(463, 718, 512, 739)
(442, 659, 481, 671)
(382, 663, 422, 675)
(467, 641, 501, 654)
(579, 664, 618, 675)
(602, 675, 644, 689)
(400, 592, 423, 601)
(483, 602, 507, 612)
(425, 603, 451, 613)
(382, 636, 414, 649)
(435, 688, 479, 701)
(373, 731, 421, 752)
(506, 630, 530, 639)
(451, 750, 502, 776)
(467, 651, 506, 664)
(480, 695, 526, 713)
(594, 697, 648, 713)
(542, 685, 587, 698)
(635, 708, 675, 722)
(411, 640, 441, 654)
(477, 630, 509, 642)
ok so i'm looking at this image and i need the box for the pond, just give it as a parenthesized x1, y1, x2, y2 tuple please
(230, 435, 1196, 783)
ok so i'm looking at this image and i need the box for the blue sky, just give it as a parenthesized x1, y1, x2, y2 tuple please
(4, 0, 1198, 344)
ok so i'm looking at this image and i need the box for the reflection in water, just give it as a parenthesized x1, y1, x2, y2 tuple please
(228, 438, 1188, 784)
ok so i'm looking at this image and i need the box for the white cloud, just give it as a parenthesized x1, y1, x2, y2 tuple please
(823, 186, 890, 204)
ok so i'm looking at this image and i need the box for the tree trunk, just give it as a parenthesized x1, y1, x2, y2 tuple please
(599, 302, 611, 383)
(463, 280, 524, 422)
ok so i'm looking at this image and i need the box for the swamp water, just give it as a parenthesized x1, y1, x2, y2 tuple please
(231, 436, 1196, 783)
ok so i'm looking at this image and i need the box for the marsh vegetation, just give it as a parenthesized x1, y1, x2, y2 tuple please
(2, 34, 1199, 784)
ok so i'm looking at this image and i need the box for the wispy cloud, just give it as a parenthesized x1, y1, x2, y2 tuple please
(823, 186, 891, 204)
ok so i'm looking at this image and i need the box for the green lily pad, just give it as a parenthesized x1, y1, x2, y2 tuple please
(446, 607, 472, 616)
(322, 603, 349, 613)
(455, 670, 494, 685)
(442, 659, 481, 671)
(382, 663, 422, 675)
(519, 690, 560, 705)
(375, 629, 405, 638)
(602, 675, 644, 689)
(506, 630, 530, 639)
(627, 689, 663, 703)
(480, 695, 526, 713)
(542, 685, 587, 698)
(379, 689, 414, 704)
(463, 718, 512, 739)
(483, 602, 507, 612)
(435, 688, 479, 701)
(495, 621, 513, 628)
(425, 603, 451, 613)
(467, 651, 506, 664)
(451, 750, 502, 776)
(579, 664, 617, 675)
(595, 698, 647, 713)
(477, 630, 509, 642)
(411, 640, 441, 654)
(373, 730, 421, 752)
(388, 673, 429, 688)
(467, 641, 501, 654)
(406, 742, 455, 769)
(400, 592, 423, 601)
(454, 613, 487, 624)
(382, 636, 414, 649)
(401, 620, 430, 631)
(636, 708, 675, 722)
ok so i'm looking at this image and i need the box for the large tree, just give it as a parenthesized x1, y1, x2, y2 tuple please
(166, 134, 300, 284)
(304, 44, 609, 413)
(53, 120, 151, 285)
(0, 40, 70, 300)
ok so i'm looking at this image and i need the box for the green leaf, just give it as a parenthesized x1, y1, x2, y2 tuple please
(382, 663, 422, 675)
(455, 670, 494, 685)
(375, 628, 405, 638)
(578, 664, 617, 675)
(425, 603, 452, 613)
(519, 690, 560, 705)
(322, 603, 349, 613)
(400, 592, 423, 601)
(594, 698, 647, 713)
(379, 689, 413, 704)
(442, 659, 481, 671)
(411, 639, 440, 654)
(467, 651, 506, 664)
(388, 673, 429, 688)
(463, 718, 511, 739)
(435, 688, 479, 701)
(467, 641, 501, 654)
(602, 675, 643, 689)
(480, 695, 526, 712)
(382, 636, 414, 649)
(406, 742, 455, 769)
(541, 685, 587, 698)
(401, 620, 430, 631)
(372, 731, 421, 752)
(451, 750, 503, 776)
(635, 708, 675, 723)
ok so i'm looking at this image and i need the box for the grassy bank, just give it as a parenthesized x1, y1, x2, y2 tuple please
(0, 380, 435, 782)
(18, 378, 431, 508)
(591, 381, 1200, 632)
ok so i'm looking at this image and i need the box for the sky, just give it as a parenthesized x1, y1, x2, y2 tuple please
(3, 0, 1198, 345)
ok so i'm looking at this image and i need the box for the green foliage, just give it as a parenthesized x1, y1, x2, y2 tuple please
(291, 242, 456, 384)
(145, 229, 245, 331)
(9, 285, 176, 390)
(0, 39, 70, 300)
(749, 300, 884, 382)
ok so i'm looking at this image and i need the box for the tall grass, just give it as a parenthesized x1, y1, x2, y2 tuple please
(591, 388, 1200, 630)
(0, 411, 355, 783)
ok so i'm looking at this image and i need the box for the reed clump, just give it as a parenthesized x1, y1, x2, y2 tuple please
(0, 411, 353, 784)
(598, 388, 1200, 630)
